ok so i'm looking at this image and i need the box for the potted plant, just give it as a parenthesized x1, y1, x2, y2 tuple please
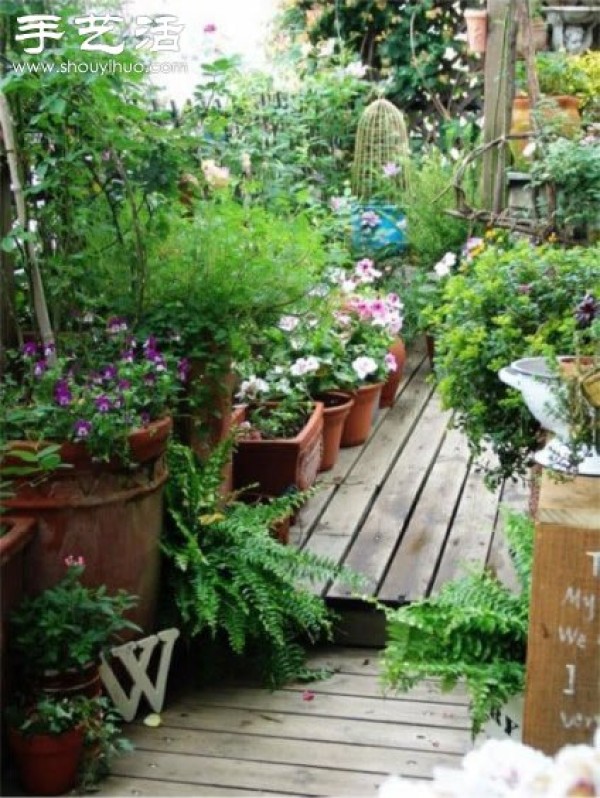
(232, 375, 324, 497)
(8, 555, 140, 698)
(1, 320, 181, 633)
(425, 237, 600, 486)
(6, 692, 130, 795)
(464, 2, 488, 55)
(6, 694, 98, 795)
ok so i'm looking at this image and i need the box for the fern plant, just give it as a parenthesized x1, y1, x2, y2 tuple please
(380, 511, 534, 735)
(161, 441, 358, 686)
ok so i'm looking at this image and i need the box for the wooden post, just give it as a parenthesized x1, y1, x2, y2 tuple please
(523, 472, 600, 754)
(481, 0, 514, 211)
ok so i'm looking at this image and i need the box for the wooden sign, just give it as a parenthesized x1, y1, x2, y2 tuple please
(523, 474, 600, 755)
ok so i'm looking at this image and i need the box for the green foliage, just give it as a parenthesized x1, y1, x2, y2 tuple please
(6, 694, 98, 736)
(161, 442, 359, 686)
(247, 398, 316, 440)
(381, 511, 534, 735)
(276, 0, 483, 148)
(9, 561, 140, 674)
(426, 239, 600, 485)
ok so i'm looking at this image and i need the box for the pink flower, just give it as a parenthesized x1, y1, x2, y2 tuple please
(64, 554, 85, 567)
(203, 23, 217, 33)
(383, 162, 400, 178)
(385, 353, 398, 372)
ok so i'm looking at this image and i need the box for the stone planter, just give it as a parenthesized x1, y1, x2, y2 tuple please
(233, 403, 324, 496)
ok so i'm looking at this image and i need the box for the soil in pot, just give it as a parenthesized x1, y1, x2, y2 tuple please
(316, 392, 354, 472)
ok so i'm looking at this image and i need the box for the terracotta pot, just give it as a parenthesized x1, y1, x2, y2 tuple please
(341, 383, 383, 448)
(179, 358, 235, 462)
(464, 9, 487, 54)
(516, 18, 548, 57)
(0, 516, 36, 706)
(9, 724, 85, 795)
(379, 338, 407, 408)
(316, 392, 355, 472)
(2, 418, 172, 636)
(509, 95, 581, 167)
(241, 493, 292, 544)
(222, 404, 246, 495)
(38, 661, 102, 700)
(233, 403, 324, 496)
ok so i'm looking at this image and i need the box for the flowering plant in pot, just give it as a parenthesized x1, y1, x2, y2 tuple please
(9, 555, 140, 692)
(1, 318, 183, 466)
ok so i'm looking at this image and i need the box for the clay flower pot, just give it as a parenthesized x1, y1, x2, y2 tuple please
(464, 9, 488, 54)
(316, 392, 355, 472)
(9, 725, 85, 796)
(233, 403, 324, 496)
(341, 383, 383, 448)
(2, 417, 172, 635)
(379, 338, 407, 408)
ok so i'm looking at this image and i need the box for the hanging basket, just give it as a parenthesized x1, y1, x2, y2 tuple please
(465, 9, 488, 54)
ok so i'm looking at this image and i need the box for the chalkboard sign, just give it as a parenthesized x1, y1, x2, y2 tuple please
(523, 474, 600, 755)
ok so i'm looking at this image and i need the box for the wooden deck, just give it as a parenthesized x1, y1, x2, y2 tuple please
(99, 647, 474, 797)
(291, 339, 529, 645)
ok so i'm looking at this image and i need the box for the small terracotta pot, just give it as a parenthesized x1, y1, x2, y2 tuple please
(9, 725, 85, 795)
(341, 383, 383, 448)
(379, 338, 407, 408)
(317, 392, 355, 472)
(465, 9, 487, 54)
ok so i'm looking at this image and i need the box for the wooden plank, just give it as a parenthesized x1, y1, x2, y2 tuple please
(109, 748, 391, 797)
(431, 449, 501, 592)
(126, 726, 464, 779)
(176, 688, 472, 729)
(303, 362, 435, 593)
(291, 345, 428, 543)
(377, 426, 470, 603)
(536, 475, 600, 528)
(329, 394, 450, 599)
(99, 777, 272, 796)
(283, 676, 469, 705)
(487, 474, 530, 591)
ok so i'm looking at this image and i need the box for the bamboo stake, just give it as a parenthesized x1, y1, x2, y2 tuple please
(0, 90, 55, 360)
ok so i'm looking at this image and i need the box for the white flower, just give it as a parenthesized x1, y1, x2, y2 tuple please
(290, 356, 320, 376)
(352, 356, 378, 380)
(522, 141, 537, 158)
(240, 151, 251, 175)
(278, 315, 299, 332)
(201, 159, 230, 188)
(344, 61, 367, 78)
(434, 251, 457, 277)
(237, 375, 269, 401)
(318, 38, 335, 58)
(341, 278, 357, 294)
(443, 46, 458, 60)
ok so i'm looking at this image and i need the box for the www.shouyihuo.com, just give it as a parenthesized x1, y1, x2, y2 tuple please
(10, 59, 188, 75)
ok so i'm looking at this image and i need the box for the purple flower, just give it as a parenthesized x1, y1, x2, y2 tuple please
(106, 316, 128, 334)
(177, 357, 190, 382)
(203, 23, 217, 33)
(113, 395, 123, 409)
(102, 364, 117, 381)
(361, 210, 380, 229)
(95, 394, 111, 413)
(34, 359, 47, 377)
(144, 372, 156, 386)
(143, 336, 157, 352)
(73, 419, 92, 439)
(22, 342, 38, 358)
(140, 411, 151, 426)
(152, 353, 167, 372)
(120, 350, 135, 363)
(43, 341, 56, 357)
(54, 379, 72, 406)
(118, 379, 131, 391)
(517, 283, 532, 295)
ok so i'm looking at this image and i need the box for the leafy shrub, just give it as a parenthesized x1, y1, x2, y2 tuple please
(426, 239, 600, 485)
(381, 511, 534, 735)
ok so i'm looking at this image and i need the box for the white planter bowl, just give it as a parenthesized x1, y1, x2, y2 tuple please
(498, 357, 600, 476)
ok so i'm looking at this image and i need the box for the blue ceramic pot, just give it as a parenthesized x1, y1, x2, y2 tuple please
(351, 202, 407, 255)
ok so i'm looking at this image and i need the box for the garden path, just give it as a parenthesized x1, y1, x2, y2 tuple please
(292, 338, 530, 645)
(99, 647, 474, 797)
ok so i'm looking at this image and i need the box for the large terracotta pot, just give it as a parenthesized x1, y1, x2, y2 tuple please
(316, 392, 354, 472)
(233, 403, 324, 497)
(38, 661, 102, 701)
(2, 417, 172, 635)
(341, 382, 383, 448)
(9, 725, 85, 796)
(464, 9, 487, 54)
(379, 338, 407, 408)
(509, 95, 581, 167)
